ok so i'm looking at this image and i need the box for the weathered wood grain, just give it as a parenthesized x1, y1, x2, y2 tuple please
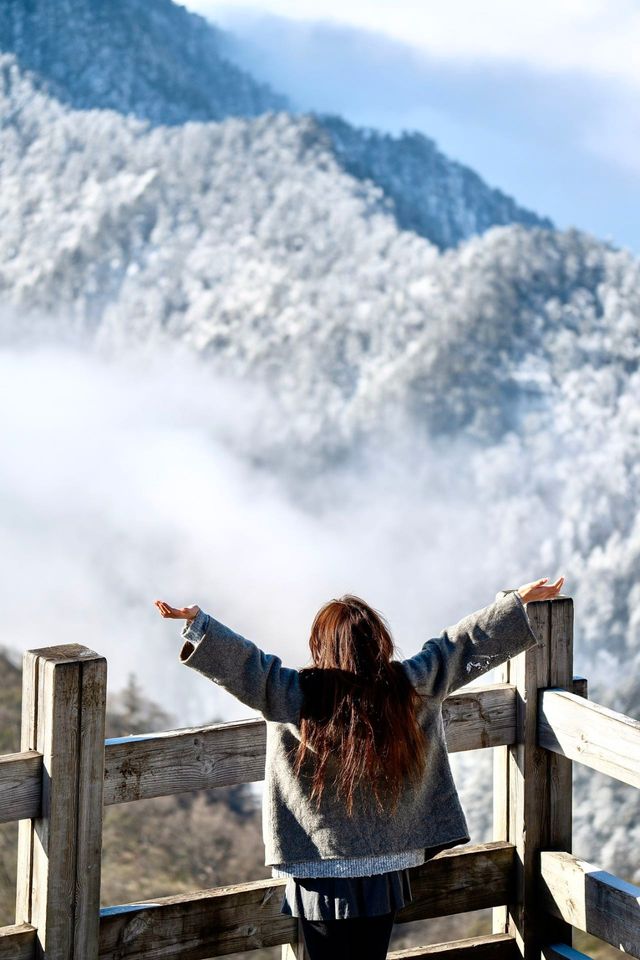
(492, 686, 509, 931)
(539, 688, 640, 788)
(75, 655, 108, 958)
(387, 932, 521, 958)
(492, 596, 574, 957)
(98, 842, 515, 959)
(13, 644, 107, 960)
(0, 923, 36, 960)
(1, 676, 589, 822)
(14, 650, 39, 925)
(29, 654, 81, 956)
(442, 683, 517, 751)
(394, 841, 515, 924)
(545, 598, 575, 924)
(103, 716, 268, 805)
(540, 850, 640, 958)
(99, 876, 297, 959)
(101, 684, 518, 806)
(0, 751, 40, 824)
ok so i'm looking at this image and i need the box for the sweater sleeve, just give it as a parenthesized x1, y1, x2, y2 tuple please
(400, 589, 542, 701)
(178, 608, 304, 724)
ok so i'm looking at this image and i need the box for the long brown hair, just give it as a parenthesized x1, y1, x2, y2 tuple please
(292, 593, 428, 818)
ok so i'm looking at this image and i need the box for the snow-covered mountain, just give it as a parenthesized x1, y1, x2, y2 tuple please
(2, 49, 640, 675)
(0, 0, 288, 123)
(0, 0, 551, 251)
(1, 0, 639, 888)
(320, 115, 553, 249)
(1, 51, 635, 462)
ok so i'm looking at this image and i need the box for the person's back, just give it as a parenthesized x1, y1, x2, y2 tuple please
(155, 574, 564, 959)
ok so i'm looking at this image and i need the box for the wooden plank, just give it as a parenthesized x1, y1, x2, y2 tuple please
(99, 875, 297, 959)
(14, 650, 39, 925)
(544, 597, 575, 949)
(388, 932, 521, 958)
(540, 850, 640, 958)
(492, 595, 574, 956)
(395, 842, 515, 924)
(74, 655, 108, 958)
(0, 751, 41, 823)
(539, 688, 640, 788)
(0, 674, 589, 824)
(100, 675, 588, 808)
(492, 656, 511, 938)
(30, 654, 81, 956)
(102, 684, 524, 806)
(103, 716, 268, 805)
(442, 684, 516, 752)
(98, 842, 515, 959)
(14, 644, 107, 960)
(0, 923, 36, 960)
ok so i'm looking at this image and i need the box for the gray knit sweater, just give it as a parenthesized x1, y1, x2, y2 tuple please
(179, 588, 539, 872)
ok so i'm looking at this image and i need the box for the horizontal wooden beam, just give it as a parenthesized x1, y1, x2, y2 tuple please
(98, 842, 515, 959)
(100, 875, 296, 959)
(102, 684, 519, 805)
(538, 689, 640, 788)
(441, 683, 516, 752)
(0, 922, 36, 959)
(540, 850, 640, 957)
(0, 677, 591, 819)
(395, 841, 515, 923)
(103, 715, 268, 804)
(0, 751, 40, 823)
(388, 932, 520, 959)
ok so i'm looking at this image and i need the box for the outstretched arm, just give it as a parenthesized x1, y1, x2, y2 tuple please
(401, 577, 564, 701)
(156, 600, 303, 724)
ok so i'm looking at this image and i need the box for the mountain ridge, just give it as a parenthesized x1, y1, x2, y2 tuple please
(320, 113, 553, 249)
(0, 0, 551, 251)
(0, 49, 636, 485)
(0, 0, 289, 123)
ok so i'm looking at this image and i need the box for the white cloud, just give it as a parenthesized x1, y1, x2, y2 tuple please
(1, 336, 533, 729)
(186, 0, 640, 247)
(579, 83, 640, 175)
(189, 0, 640, 90)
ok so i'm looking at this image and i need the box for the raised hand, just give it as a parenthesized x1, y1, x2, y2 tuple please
(154, 600, 200, 621)
(516, 576, 565, 604)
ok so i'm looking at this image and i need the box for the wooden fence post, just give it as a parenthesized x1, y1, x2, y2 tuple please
(492, 596, 574, 957)
(15, 643, 107, 959)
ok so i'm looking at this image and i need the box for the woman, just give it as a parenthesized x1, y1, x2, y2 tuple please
(155, 574, 564, 959)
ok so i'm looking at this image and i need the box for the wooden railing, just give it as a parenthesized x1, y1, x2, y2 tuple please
(1, 595, 639, 959)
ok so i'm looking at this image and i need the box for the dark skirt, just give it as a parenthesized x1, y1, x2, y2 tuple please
(279, 867, 413, 920)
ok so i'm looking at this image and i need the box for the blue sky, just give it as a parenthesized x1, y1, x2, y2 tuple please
(183, 0, 640, 255)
